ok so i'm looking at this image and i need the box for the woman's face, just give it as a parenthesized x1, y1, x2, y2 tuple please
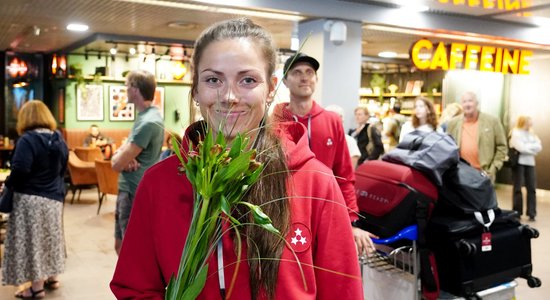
(414, 100, 428, 123)
(354, 109, 368, 125)
(525, 117, 533, 129)
(194, 38, 273, 140)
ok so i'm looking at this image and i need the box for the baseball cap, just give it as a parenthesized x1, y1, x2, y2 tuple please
(283, 53, 320, 75)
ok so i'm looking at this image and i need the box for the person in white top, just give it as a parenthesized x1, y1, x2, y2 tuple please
(325, 104, 361, 167)
(399, 96, 439, 142)
(509, 115, 542, 221)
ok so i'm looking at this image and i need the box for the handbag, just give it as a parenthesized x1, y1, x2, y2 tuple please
(504, 147, 520, 168)
(0, 185, 14, 213)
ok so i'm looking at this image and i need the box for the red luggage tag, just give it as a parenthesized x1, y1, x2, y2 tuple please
(481, 230, 492, 252)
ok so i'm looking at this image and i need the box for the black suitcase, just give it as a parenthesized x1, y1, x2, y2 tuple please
(427, 210, 541, 297)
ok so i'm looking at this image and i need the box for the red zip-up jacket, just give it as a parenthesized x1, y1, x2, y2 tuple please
(272, 101, 359, 222)
(110, 122, 363, 299)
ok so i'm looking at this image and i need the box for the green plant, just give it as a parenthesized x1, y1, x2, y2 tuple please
(165, 127, 279, 300)
(370, 73, 387, 102)
(69, 64, 85, 87)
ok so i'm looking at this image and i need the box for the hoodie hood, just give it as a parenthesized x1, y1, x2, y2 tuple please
(182, 121, 315, 171)
(272, 101, 324, 123)
(27, 130, 66, 154)
(273, 121, 316, 170)
(31, 130, 69, 174)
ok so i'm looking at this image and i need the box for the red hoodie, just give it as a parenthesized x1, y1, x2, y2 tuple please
(272, 101, 359, 222)
(110, 122, 363, 300)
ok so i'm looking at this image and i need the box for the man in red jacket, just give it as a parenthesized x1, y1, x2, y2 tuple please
(272, 53, 375, 255)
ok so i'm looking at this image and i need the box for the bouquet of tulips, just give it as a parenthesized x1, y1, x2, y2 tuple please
(165, 126, 279, 300)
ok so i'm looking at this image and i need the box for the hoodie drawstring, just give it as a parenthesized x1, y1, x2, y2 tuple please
(292, 115, 312, 149)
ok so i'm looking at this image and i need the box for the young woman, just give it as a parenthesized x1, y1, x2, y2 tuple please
(2, 100, 68, 298)
(509, 115, 542, 221)
(349, 106, 384, 163)
(399, 96, 438, 142)
(110, 18, 363, 299)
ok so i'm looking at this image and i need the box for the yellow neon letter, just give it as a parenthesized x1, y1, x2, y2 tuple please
(430, 42, 450, 70)
(502, 49, 519, 74)
(449, 43, 466, 69)
(518, 50, 532, 75)
(468, 0, 481, 7)
(411, 39, 433, 70)
(479, 46, 496, 72)
(464, 44, 481, 70)
(494, 48, 503, 72)
(505, 0, 520, 10)
(483, 0, 495, 8)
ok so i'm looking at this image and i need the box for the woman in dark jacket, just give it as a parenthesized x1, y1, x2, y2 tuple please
(2, 100, 68, 298)
(349, 106, 384, 165)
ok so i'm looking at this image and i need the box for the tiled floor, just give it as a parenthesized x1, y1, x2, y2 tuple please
(0, 185, 548, 299)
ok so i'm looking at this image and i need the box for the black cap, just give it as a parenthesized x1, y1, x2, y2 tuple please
(283, 53, 320, 75)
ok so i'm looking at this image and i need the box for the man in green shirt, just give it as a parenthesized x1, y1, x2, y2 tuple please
(111, 70, 164, 255)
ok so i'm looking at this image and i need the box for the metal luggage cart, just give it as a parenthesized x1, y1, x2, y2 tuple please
(360, 225, 420, 300)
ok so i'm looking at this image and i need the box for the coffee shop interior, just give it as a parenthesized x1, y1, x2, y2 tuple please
(1, 0, 550, 299)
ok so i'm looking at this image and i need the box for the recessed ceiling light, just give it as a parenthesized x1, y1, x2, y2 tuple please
(378, 51, 397, 58)
(66, 23, 89, 32)
(167, 21, 197, 30)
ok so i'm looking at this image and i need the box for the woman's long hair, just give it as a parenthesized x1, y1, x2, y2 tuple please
(412, 96, 438, 129)
(190, 18, 290, 299)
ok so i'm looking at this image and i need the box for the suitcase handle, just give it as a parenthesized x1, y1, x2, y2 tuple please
(371, 224, 418, 244)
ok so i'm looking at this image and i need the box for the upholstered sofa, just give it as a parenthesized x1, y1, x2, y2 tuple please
(61, 128, 171, 150)
(61, 128, 132, 150)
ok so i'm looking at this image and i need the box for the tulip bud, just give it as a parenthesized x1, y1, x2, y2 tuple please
(210, 144, 222, 156)
(248, 160, 262, 172)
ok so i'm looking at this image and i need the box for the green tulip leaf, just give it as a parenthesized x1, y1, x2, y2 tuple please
(180, 265, 208, 300)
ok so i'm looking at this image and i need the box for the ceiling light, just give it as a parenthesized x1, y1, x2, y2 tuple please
(110, 47, 117, 55)
(378, 51, 397, 58)
(66, 23, 89, 32)
(129, 47, 136, 55)
(33, 26, 41, 36)
(167, 21, 197, 30)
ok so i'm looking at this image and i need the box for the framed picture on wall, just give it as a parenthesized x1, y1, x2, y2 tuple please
(109, 86, 135, 121)
(152, 87, 165, 119)
(76, 85, 104, 121)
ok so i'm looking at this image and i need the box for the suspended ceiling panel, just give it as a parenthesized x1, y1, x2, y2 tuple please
(1, 0, 550, 57)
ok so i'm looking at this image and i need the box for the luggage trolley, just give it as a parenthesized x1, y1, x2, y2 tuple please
(360, 225, 420, 300)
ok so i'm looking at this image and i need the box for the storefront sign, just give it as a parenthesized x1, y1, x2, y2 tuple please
(438, 0, 532, 15)
(410, 39, 532, 75)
